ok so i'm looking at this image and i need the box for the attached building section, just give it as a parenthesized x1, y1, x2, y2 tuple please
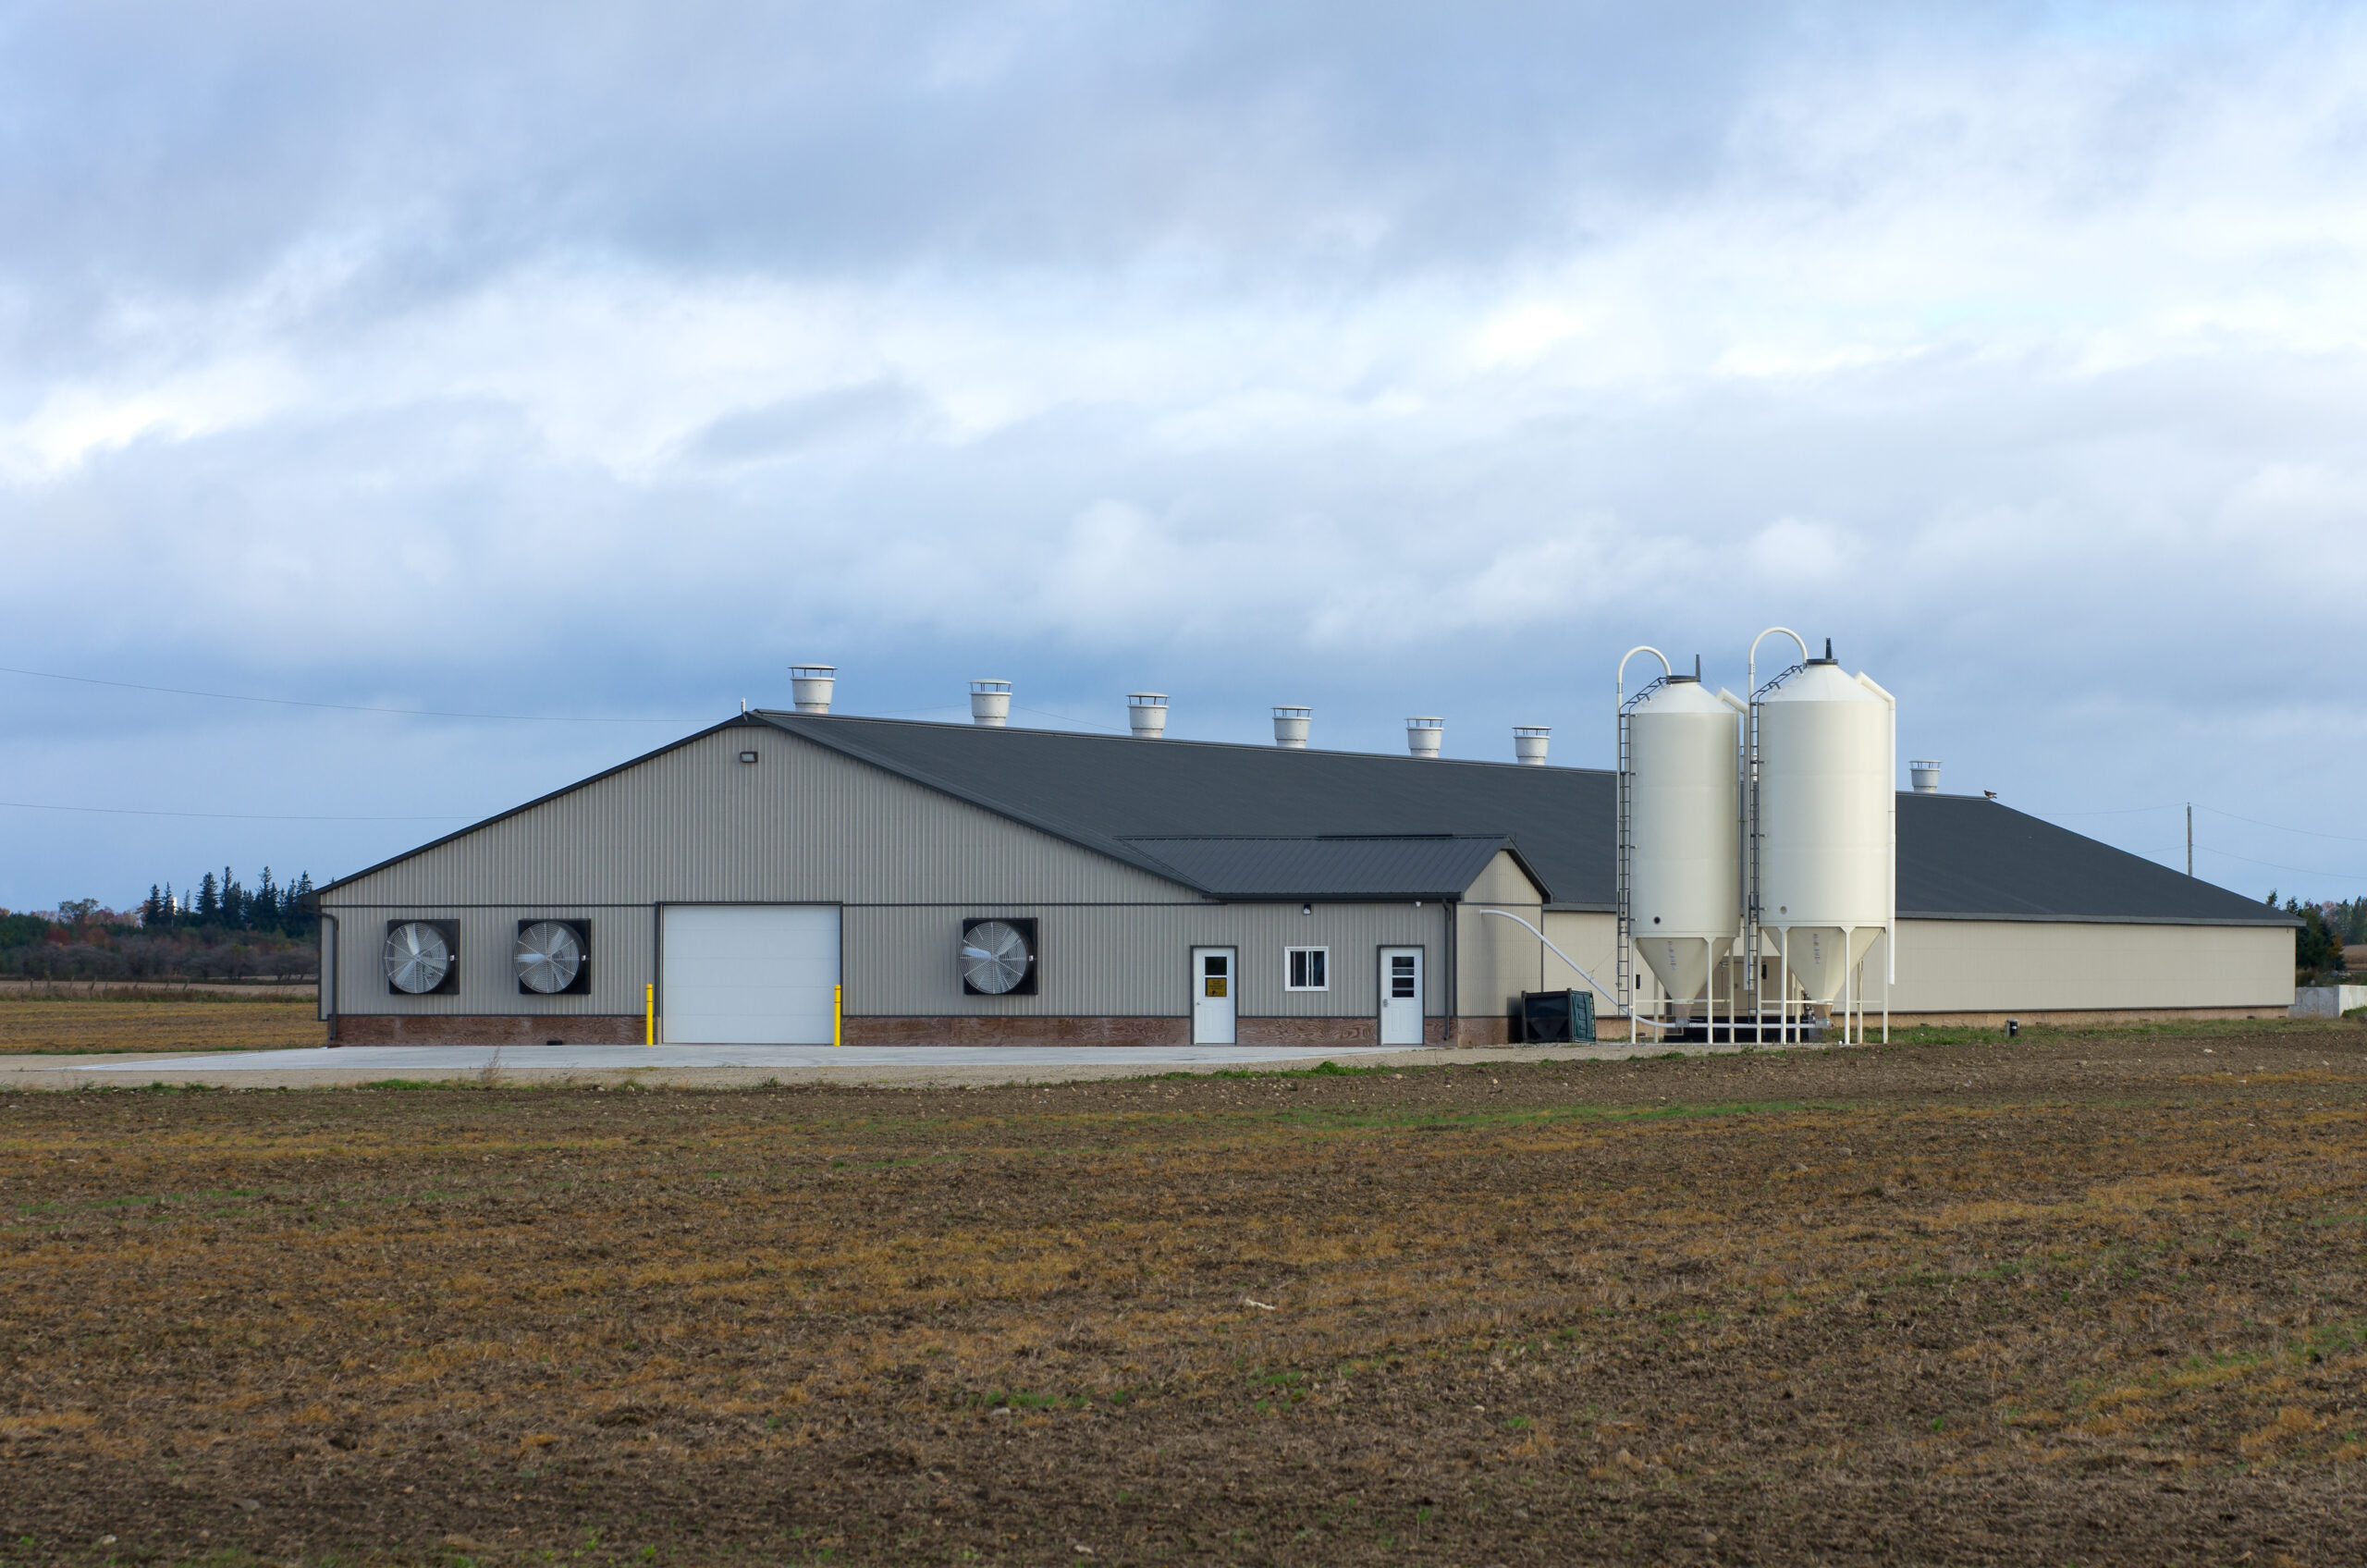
(321, 719, 1527, 1046)
(319, 709, 2292, 1046)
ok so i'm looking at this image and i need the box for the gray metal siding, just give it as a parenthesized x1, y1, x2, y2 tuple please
(846, 901, 1447, 1017)
(325, 728, 1205, 1018)
(327, 727, 1200, 909)
(330, 905, 658, 1020)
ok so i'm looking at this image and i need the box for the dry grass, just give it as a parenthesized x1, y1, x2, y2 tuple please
(0, 1026, 2363, 1565)
(0, 998, 321, 1055)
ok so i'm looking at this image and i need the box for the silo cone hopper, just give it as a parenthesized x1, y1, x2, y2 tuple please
(1766, 925, 1883, 1006)
(1639, 934, 1733, 1012)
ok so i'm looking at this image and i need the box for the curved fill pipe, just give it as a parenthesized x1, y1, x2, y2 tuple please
(1474, 906, 1659, 1029)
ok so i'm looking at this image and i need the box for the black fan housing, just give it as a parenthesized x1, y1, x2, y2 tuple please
(384, 919, 460, 996)
(514, 918, 592, 996)
(960, 917, 1038, 996)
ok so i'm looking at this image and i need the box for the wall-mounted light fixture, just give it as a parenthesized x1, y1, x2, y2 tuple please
(738, 751, 759, 765)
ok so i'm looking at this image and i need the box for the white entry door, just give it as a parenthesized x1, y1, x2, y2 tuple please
(662, 905, 840, 1044)
(1191, 947, 1236, 1044)
(1379, 946, 1424, 1045)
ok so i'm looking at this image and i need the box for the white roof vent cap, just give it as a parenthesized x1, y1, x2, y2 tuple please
(1127, 692, 1168, 739)
(789, 665, 836, 715)
(1272, 704, 1312, 749)
(970, 679, 1012, 727)
(1910, 759, 1941, 794)
(1514, 726, 1551, 766)
(1405, 717, 1444, 758)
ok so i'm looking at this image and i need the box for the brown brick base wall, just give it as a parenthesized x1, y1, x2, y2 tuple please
(844, 1015, 1191, 1047)
(326, 1013, 1512, 1047)
(331, 1014, 645, 1047)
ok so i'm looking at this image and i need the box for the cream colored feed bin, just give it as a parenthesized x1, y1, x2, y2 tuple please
(1627, 675, 1742, 1005)
(1756, 656, 1894, 1008)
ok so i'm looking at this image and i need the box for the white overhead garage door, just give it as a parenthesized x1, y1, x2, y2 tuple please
(661, 905, 840, 1045)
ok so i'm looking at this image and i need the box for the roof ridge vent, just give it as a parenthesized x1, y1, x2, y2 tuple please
(970, 679, 1012, 728)
(790, 665, 835, 714)
(1514, 725, 1551, 766)
(1272, 704, 1312, 749)
(1127, 692, 1168, 739)
(1405, 716, 1444, 758)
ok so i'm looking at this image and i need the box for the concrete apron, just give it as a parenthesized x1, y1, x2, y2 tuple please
(1, 1037, 1842, 1091)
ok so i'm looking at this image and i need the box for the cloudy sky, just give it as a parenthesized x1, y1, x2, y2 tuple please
(4, 0, 2365, 913)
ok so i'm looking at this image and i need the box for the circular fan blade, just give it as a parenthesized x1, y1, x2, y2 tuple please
(513, 921, 583, 995)
(383, 922, 451, 994)
(960, 920, 1031, 994)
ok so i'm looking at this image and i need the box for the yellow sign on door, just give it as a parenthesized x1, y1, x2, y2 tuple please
(1204, 977, 1227, 998)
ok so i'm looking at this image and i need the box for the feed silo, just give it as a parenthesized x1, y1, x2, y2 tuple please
(1616, 649, 1746, 1041)
(1625, 675, 1742, 1014)
(1748, 633, 1895, 1043)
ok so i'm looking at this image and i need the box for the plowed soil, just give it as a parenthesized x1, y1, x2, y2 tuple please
(3, 1023, 2364, 1566)
(0, 999, 320, 1055)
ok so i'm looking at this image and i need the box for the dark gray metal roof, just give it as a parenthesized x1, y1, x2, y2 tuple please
(760, 712, 2292, 926)
(1895, 792, 2289, 925)
(757, 711, 1605, 900)
(1122, 835, 1522, 900)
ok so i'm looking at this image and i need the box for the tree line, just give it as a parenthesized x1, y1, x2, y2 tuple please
(0, 865, 320, 984)
(138, 867, 317, 937)
(2269, 892, 2361, 982)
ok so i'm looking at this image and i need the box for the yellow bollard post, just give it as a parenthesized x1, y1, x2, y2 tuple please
(833, 985, 843, 1047)
(644, 983, 655, 1047)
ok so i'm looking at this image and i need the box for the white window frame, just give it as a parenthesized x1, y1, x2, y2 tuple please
(1283, 945, 1331, 992)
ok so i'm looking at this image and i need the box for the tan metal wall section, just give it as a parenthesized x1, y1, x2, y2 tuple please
(1534, 913, 2287, 1024)
(1453, 851, 1549, 1035)
(1874, 919, 2293, 1016)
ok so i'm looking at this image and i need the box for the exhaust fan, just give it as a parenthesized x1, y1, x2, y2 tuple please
(960, 917, 1037, 996)
(384, 920, 460, 995)
(514, 919, 591, 996)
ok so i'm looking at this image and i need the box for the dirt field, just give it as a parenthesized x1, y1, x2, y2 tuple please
(2, 1022, 2363, 1566)
(0, 998, 321, 1056)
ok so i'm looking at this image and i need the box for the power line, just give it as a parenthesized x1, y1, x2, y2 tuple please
(2196, 843, 2367, 883)
(0, 800, 472, 823)
(2031, 799, 2367, 846)
(2194, 803, 2367, 846)
(0, 664, 701, 724)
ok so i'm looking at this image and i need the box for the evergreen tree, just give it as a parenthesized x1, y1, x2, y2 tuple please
(141, 885, 165, 927)
(161, 882, 177, 927)
(253, 867, 278, 929)
(220, 866, 243, 929)
(2286, 896, 2343, 976)
(195, 872, 219, 922)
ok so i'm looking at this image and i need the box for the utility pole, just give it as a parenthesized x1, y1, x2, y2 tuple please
(2186, 803, 2193, 877)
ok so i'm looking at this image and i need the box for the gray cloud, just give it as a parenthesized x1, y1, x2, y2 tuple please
(4, 0, 2366, 907)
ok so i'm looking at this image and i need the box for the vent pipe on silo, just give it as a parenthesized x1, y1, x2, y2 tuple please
(1128, 692, 1169, 739)
(970, 679, 1012, 727)
(1406, 717, 1443, 758)
(1910, 759, 1941, 794)
(790, 665, 836, 714)
(1272, 705, 1312, 749)
(1514, 726, 1551, 766)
